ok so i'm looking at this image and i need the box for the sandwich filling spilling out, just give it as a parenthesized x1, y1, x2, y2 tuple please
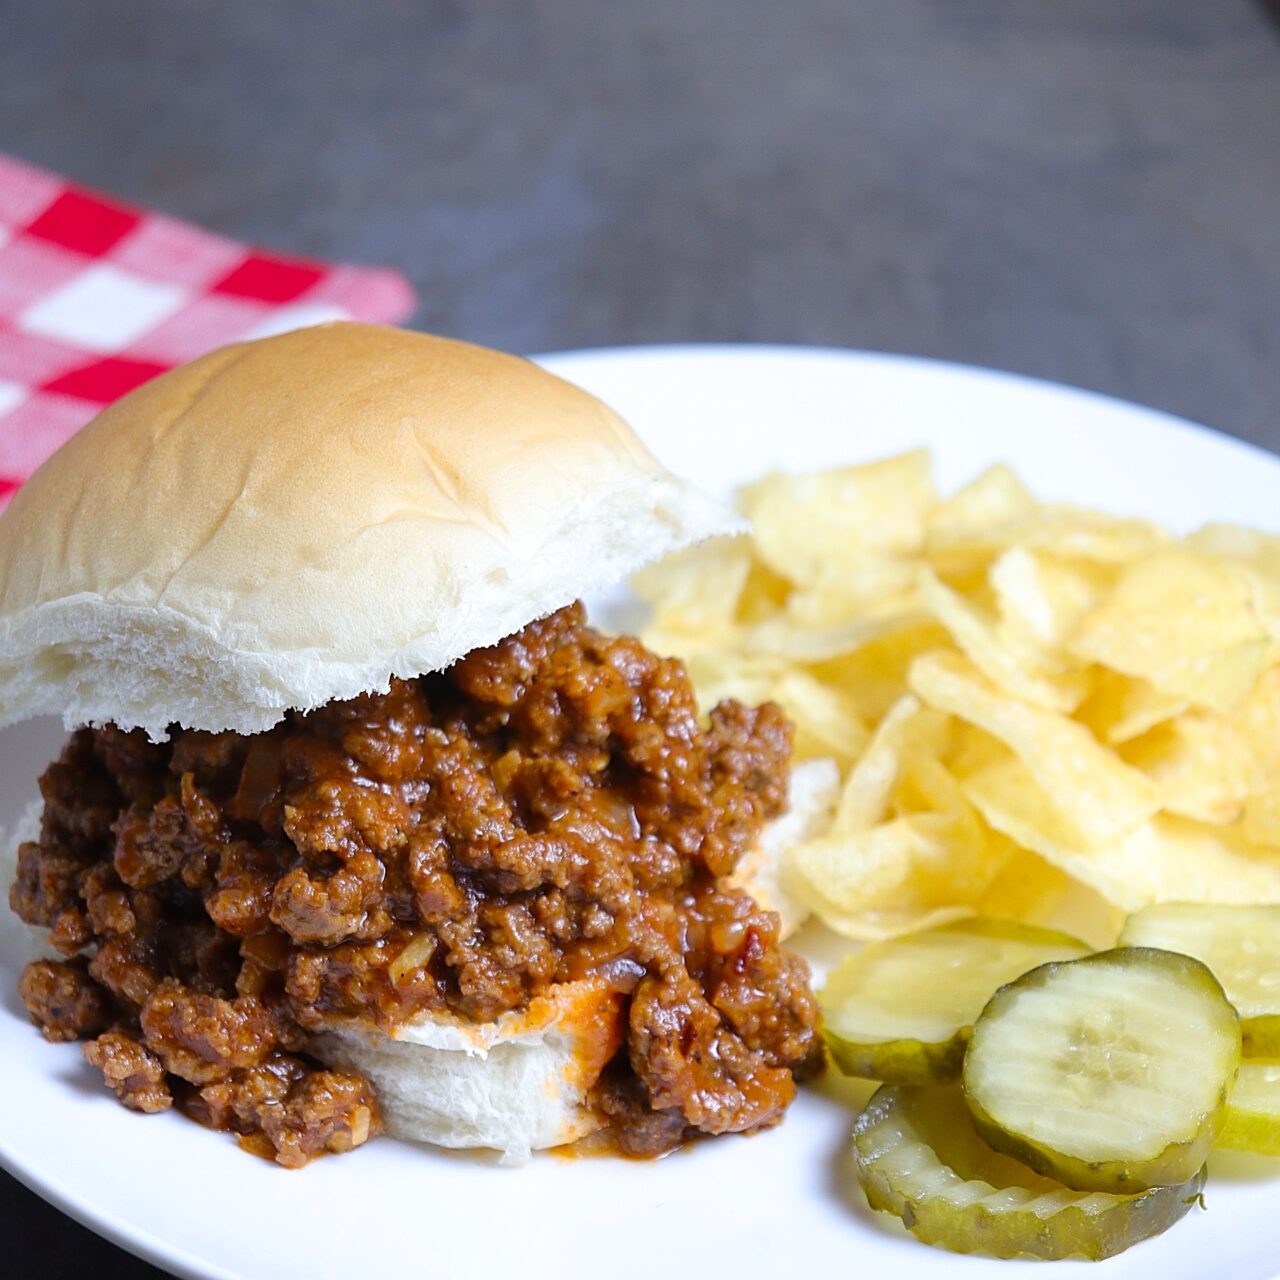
(10, 603, 823, 1166)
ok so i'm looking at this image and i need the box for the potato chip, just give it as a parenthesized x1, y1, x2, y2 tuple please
(770, 671, 869, 767)
(1182, 526, 1280, 650)
(964, 756, 1280, 910)
(927, 503, 1167, 571)
(681, 651, 789, 711)
(1024, 505, 1169, 563)
(925, 463, 1037, 542)
(1108, 665, 1280, 823)
(917, 566, 1087, 712)
(788, 811, 1001, 940)
(1075, 668, 1188, 745)
(802, 904, 979, 942)
(988, 546, 1107, 656)
(1039, 879, 1128, 950)
(632, 535, 752, 637)
(740, 449, 934, 586)
(735, 557, 792, 624)
(1070, 548, 1272, 713)
(943, 721, 1010, 781)
(967, 843, 1122, 948)
(975, 847, 1124, 950)
(1228, 661, 1280, 780)
(812, 621, 951, 724)
(741, 608, 929, 664)
(634, 446, 1280, 946)
(1120, 713, 1255, 825)
(831, 694, 950, 832)
(1186, 523, 1280, 583)
(682, 659, 871, 766)
(783, 556, 919, 627)
(969, 842, 1060, 917)
(893, 754, 969, 820)
(1243, 786, 1280, 851)
(908, 650, 1158, 846)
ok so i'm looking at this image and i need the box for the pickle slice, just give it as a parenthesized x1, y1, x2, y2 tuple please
(963, 947, 1240, 1193)
(1220, 1060, 1280, 1155)
(820, 918, 1088, 1084)
(1118, 903, 1280, 1056)
(852, 1084, 1206, 1260)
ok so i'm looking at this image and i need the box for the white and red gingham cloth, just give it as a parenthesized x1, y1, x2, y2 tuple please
(0, 153, 416, 507)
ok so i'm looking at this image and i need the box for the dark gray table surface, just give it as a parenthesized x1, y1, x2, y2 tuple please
(4, 2, 1280, 1276)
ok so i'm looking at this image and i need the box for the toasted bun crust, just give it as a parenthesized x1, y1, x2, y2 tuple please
(0, 323, 736, 739)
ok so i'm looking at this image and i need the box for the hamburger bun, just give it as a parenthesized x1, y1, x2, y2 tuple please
(0, 322, 736, 740)
(0, 323, 827, 1163)
(313, 980, 625, 1161)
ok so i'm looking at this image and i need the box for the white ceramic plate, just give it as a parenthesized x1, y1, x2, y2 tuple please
(4, 345, 1280, 1280)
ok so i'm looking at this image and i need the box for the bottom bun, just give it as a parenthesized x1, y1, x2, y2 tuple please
(312, 980, 624, 1164)
(310, 759, 839, 1160)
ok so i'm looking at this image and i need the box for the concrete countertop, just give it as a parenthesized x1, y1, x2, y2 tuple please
(3, 2, 1279, 1275)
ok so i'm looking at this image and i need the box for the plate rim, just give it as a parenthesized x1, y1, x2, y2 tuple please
(534, 340, 1275, 477)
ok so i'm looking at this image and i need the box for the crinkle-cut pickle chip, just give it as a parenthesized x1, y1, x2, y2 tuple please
(852, 1084, 1206, 1261)
(962, 948, 1240, 1193)
(1118, 903, 1280, 1056)
(1219, 1060, 1280, 1155)
(820, 918, 1088, 1084)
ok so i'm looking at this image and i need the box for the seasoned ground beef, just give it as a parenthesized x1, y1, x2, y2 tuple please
(11, 603, 822, 1163)
(18, 957, 112, 1043)
(82, 1030, 172, 1113)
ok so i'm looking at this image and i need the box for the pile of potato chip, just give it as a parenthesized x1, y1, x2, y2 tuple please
(633, 450, 1280, 947)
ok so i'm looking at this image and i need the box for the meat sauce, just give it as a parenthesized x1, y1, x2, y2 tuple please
(11, 604, 823, 1165)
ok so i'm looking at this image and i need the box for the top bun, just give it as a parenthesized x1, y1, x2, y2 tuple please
(0, 323, 736, 739)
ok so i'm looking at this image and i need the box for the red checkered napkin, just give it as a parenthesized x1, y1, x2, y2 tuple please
(0, 153, 416, 507)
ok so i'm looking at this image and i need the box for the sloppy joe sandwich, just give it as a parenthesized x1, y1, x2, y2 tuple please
(2, 323, 830, 1166)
